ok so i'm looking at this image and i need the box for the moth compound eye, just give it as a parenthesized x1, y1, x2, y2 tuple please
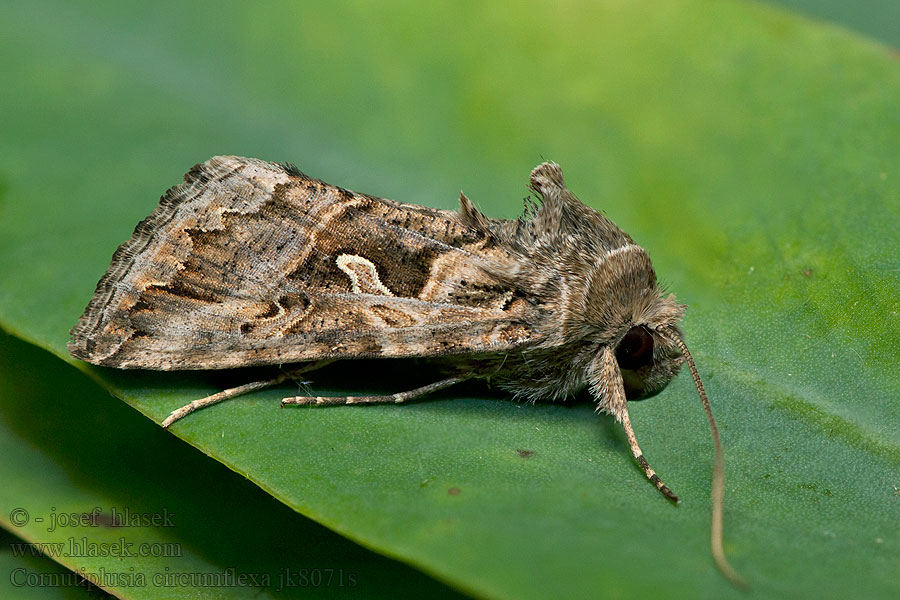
(615, 325, 654, 370)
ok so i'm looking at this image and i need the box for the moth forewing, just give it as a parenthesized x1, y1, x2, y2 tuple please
(69, 156, 744, 586)
(68, 156, 540, 370)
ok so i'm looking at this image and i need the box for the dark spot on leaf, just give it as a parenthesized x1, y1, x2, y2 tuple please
(448, 487, 461, 496)
(516, 449, 534, 458)
(92, 512, 122, 528)
(799, 482, 833, 497)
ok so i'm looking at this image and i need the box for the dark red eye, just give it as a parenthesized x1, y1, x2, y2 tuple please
(615, 325, 654, 370)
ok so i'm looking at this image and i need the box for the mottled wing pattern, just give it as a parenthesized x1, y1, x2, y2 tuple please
(69, 156, 539, 369)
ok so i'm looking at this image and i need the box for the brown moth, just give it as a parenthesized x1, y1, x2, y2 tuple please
(69, 156, 743, 585)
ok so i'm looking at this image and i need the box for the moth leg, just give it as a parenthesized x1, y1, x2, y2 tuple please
(619, 404, 679, 503)
(281, 377, 465, 407)
(161, 359, 335, 429)
(593, 347, 678, 503)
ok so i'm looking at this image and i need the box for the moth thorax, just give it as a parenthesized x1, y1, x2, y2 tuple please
(579, 244, 658, 331)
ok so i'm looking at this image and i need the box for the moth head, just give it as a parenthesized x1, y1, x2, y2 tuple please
(615, 317, 685, 400)
(577, 243, 687, 400)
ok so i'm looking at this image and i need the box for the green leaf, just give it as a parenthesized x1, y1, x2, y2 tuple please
(0, 528, 109, 599)
(0, 332, 464, 599)
(1, 1, 899, 599)
(765, 0, 900, 47)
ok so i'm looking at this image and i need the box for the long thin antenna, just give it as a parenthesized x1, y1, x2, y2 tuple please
(667, 332, 748, 589)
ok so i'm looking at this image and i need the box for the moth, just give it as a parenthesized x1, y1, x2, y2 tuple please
(69, 156, 743, 585)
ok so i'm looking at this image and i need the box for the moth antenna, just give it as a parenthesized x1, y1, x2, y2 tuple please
(666, 332, 748, 589)
(619, 404, 679, 503)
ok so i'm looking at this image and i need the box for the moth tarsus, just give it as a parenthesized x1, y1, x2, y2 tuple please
(70, 156, 744, 586)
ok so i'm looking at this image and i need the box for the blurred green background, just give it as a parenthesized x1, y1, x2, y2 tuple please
(0, 1, 898, 599)
(768, 0, 900, 46)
